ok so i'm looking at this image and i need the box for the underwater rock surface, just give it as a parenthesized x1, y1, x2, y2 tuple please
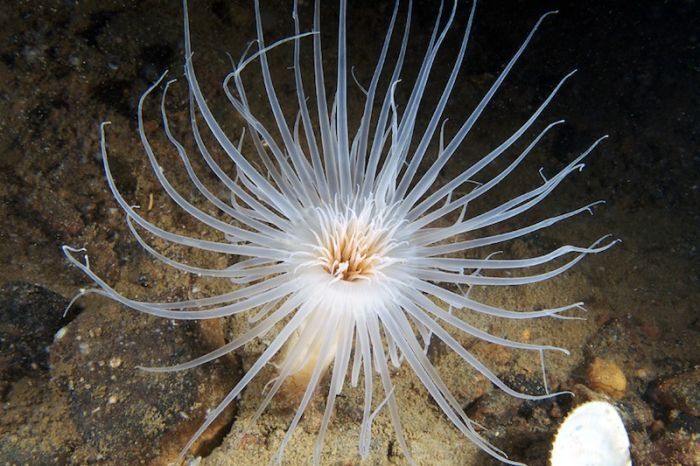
(50, 301, 238, 464)
(0, 282, 69, 394)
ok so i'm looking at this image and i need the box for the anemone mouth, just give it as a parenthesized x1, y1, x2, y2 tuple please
(318, 212, 387, 282)
(320, 232, 379, 281)
(294, 200, 405, 284)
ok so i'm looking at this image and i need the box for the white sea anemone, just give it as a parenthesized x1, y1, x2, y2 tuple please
(63, 0, 617, 464)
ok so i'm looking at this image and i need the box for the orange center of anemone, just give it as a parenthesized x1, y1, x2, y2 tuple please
(318, 220, 386, 282)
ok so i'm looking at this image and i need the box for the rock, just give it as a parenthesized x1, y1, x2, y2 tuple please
(652, 367, 700, 417)
(0, 282, 79, 463)
(587, 357, 627, 399)
(464, 383, 561, 465)
(50, 300, 239, 465)
(631, 429, 700, 466)
(0, 281, 70, 394)
(0, 375, 79, 465)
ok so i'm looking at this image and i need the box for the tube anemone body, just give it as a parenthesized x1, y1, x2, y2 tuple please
(64, 0, 616, 464)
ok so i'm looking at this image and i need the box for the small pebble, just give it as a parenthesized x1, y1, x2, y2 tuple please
(587, 357, 627, 399)
(54, 327, 68, 342)
(650, 419, 664, 433)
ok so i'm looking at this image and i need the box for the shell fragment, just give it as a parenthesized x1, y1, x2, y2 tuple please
(550, 401, 632, 466)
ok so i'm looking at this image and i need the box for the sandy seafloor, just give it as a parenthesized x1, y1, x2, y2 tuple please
(0, 0, 698, 465)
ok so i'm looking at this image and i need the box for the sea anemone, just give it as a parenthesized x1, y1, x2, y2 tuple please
(63, 0, 616, 464)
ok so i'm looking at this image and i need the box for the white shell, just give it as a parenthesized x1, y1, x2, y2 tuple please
(550, 401, 632, 466)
